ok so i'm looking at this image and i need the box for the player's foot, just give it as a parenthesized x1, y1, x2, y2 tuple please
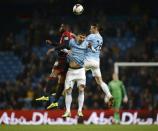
(77, 111, 84, 117)
(108, 96, 114, 108)
(113, 119, 120, 124)
(48, 73, 55, 80)
(47, 102, 58, 109)
(51, 93, 56, 96)
(35, 96, 49, 101)
(48, 76, 53, 80)
(62, 111, 71, 118)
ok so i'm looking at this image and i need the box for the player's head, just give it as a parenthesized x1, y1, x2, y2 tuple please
(112, 73, 119, 80)
(76, 32, 86, 44)
(89, 23, 102, 34)
(59, 23, 70, 33)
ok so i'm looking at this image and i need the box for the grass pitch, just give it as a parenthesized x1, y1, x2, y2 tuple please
(0, 125, 158, 131)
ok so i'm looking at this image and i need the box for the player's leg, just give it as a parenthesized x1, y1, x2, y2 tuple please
(77, 84, 85, 117)
(36, 67, 59, 101)
(53, 73, 66, 102)
(51, 62, 68, 102)
(62, 74, 75, 117)
(77, 68, 86, 117)
(84, 59, 111, 97)
(47, 64, 68, 109)
(56, 68, 74, 117)
(47, 74, 66, 109)
(62, 87, 72, 117)
(44, 68, 59, 95)
(92, 67, 114, 107)
(48, 61, 60, 80)
(92, 67, 112, 97)
(113, 98, 122, 124)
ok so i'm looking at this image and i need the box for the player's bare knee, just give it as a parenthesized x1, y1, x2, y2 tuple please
(78, 85, 85, 92)
(95, 77, 102, 85)
(65, 88, 72, 95)
(53, 69, 60, 77)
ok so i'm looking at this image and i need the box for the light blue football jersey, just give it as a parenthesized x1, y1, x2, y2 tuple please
(85, 33, 103, 61)
(67, 39, 88, 67)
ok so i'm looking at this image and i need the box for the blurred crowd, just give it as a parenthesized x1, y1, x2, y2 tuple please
(0, 2, 158, 110)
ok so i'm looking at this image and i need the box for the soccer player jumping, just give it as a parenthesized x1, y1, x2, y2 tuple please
(36, 24, 75, 108)
(61, 33, 93, 117)
(84, 23, 114, 107)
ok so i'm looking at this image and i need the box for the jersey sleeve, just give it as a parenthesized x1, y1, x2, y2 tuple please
(62, 35, 70, 46)
(86, 34, 94, 43)
(69, 39, 74, 48)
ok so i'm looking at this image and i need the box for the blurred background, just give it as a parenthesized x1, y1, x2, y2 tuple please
(0, 0, 158, 111)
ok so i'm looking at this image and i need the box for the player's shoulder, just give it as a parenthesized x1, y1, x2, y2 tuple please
(69, 38, 76, 45)
(62, 31, 73, 36)
(119, 80, 124, 85)
(96, 33, 103, 40)
(87, 34, 95, 39)
(62, 34, 69, 41)
(62, 31, 71, 39)
(69, 38, 75, 43)
(62, 31, 70, 36)
(108, 81, 113, 85)
(87, 33, 103, 41)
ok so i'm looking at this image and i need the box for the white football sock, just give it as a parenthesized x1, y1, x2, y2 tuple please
(65, 91, 72, 113)
(78, 91, 84, 112)
(100, 82, 112, 98)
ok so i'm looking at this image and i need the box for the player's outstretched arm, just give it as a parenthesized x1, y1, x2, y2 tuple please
(46, 42, 67, 55)
(87, 43, 97, 52)
(46, 48, 55, 55)
(61, 49, 72, 55)
(46, 40, 58, 46)
(46, 40, 52, 44)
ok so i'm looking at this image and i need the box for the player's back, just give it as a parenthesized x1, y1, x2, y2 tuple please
(85, 33, 103, 61)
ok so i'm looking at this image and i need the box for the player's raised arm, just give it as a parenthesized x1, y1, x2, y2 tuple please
(46, 48, 55, 55)
(46, 40, 52, 44)
(46, 39, 58, 46)
(61, 49, 72, 55)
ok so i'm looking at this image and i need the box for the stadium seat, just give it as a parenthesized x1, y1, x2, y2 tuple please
(0, 52, 23, 82)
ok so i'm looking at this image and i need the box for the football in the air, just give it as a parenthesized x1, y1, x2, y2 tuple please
(73, 4, 84, 15)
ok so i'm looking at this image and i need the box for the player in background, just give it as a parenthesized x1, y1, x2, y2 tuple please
(107, 73, 128, 123)
(36, 24, 75, 108)
(59, 33, 92, 117)
(84, 23, 114, 107)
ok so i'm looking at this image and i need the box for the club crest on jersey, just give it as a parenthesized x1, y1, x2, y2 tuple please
(64, 37, 69, 40)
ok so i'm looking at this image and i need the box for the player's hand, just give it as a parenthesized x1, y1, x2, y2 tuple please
(88, 43, 96, 53)
(46, 48, 55, 55)
(46, 40, 52, 44)
(88, 43, 92, 48)
(67, 50, 72, 55)
(61, 49, 71, 55)
(123, 96, 128, 103)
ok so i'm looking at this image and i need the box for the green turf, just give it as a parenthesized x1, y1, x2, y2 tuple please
(0, 125, 158, 131)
